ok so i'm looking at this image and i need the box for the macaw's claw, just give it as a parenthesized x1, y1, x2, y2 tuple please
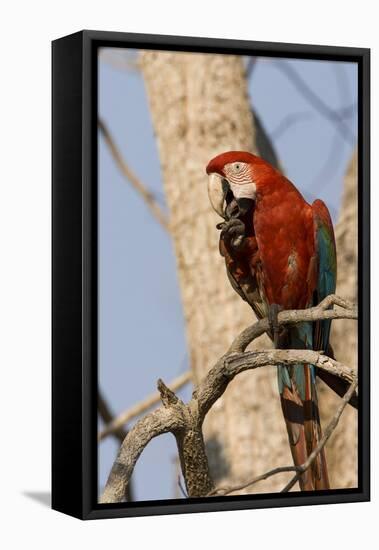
(217, 218, 246, 250)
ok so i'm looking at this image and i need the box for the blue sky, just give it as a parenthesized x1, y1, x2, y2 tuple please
(98, 49, 357, 501)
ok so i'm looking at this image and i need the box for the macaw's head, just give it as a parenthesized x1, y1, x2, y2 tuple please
(206, 151, 274, 220)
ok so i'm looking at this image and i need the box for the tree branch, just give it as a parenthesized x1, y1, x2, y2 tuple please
(98, 370, 192, 442)
(98, 390, 134, 501)
(100, 295, 358, 502)
(195, 349, 357, 419)
(228, 293, 357, 354)
(98, 118, 170, 231)
(100, 404, 186, 503)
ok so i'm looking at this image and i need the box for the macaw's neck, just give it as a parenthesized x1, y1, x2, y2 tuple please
(252, 172, 315, 310)
(255, 171, 308, 209)
(253, 173, 313, 245)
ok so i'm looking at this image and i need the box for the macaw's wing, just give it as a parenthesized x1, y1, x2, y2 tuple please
(310, 200, 357, 406)
(311, 199, 337, 352)
(220, 234, 267, 324)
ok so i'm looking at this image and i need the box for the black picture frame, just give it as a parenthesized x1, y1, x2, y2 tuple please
(52, 30, 370, 520)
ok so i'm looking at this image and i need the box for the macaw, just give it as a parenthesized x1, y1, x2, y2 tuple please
(206, 151, 338, 491)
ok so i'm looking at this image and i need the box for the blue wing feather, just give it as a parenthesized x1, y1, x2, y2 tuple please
(312, 200, 337, 352)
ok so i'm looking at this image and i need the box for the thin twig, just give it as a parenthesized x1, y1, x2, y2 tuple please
(178, 475, 189, 497)
(98, 370, 192, 442)
(271, 111, 313, 141)
(98, 118, 170, 231)
(98, 390, 128, 443)
(208, 466, 296, 496)
(273, 60, 356, 144)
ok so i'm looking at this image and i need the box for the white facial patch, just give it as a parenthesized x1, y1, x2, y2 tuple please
(230, 181, 256, 200)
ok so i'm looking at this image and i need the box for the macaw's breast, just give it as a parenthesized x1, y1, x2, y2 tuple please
(253, 183, 316, 311)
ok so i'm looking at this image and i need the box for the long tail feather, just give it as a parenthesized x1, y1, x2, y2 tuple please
(279, 365, 329, 490)
(277, 317, 330, 491)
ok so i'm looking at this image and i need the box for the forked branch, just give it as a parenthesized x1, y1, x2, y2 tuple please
(98, 370, 192, 442)
(100, 295, 357, 503)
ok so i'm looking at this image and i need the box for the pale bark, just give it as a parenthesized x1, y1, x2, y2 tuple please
(140, 51, 291, 490)
(319, 151, 358, 488)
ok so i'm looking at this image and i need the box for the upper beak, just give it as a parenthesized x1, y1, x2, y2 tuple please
(207, 173, 229, 219)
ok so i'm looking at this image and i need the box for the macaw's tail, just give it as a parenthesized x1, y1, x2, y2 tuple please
(278, 363, 330, 491)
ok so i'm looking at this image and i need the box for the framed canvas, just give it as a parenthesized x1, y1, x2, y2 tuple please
(52, 30, 370, 520)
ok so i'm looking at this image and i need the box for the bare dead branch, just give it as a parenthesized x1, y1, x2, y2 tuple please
(195, 349, 357, 419)
(228, 350, 356, 386)
(98, 390, 134, 501)
(98, 118, 170, 231)
(100, 406, 186, 503)
(229, 293, 357, 354)
(100, 295, 358, 503)
(98, 370, 192, 442)
(100, 376, 213, 503)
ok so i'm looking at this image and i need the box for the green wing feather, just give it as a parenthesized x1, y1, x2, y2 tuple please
(312, 199, 337, 352)
(278, 200, 336, 413)
(277, 200, 336, 394)
(276, 199, 336, 489)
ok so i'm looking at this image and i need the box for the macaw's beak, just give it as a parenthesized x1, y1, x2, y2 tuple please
(207, 173, 254, 220)
(207, 173, 230, 219)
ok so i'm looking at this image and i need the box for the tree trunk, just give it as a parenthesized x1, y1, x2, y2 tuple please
(140, 51, 292, 491)
(319, 151, 358, 488)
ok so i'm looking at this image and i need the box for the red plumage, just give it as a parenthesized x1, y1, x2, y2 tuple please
(206, 151, 336, 491)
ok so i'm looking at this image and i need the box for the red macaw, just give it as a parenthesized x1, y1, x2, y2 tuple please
(206, 151, 337, 491)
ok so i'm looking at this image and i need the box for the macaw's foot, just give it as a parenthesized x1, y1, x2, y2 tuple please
(268, 303, 282, 348)
(217, 218, 246, 250)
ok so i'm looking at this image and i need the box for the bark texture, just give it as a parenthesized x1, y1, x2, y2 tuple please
(319, 151, 358, 488)
(140, 51, 291, 491)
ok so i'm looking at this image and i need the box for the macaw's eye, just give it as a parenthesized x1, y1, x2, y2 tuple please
(231, 162, 243, 173)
